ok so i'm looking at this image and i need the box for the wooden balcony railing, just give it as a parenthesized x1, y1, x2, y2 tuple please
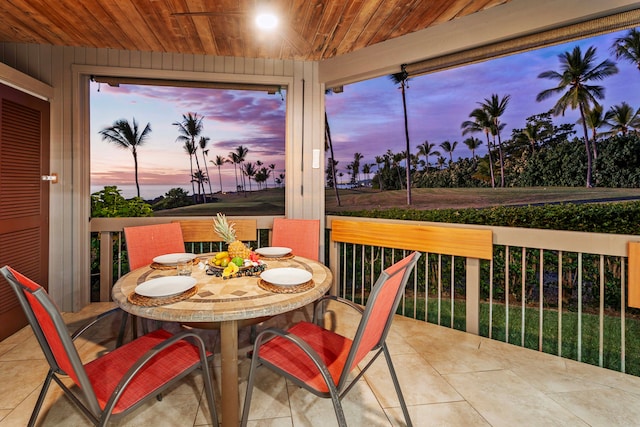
(90, 214, 640, 376)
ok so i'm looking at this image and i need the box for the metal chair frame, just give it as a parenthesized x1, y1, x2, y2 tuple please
(241, 252, 421, 427)
(0, 266, 218, 427)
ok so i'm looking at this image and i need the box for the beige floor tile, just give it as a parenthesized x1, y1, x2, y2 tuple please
(549, 387, 640, 426)
(288, 380, 391, 427)
(387, 401, 490, 427)
(0, 360, 48, 409)
(365, 353, 462, 407)
(239, 367, 291, 422)
(7, 302, 640, 426)
(444, 370, 588, 427)
(244, 418, 293, 427)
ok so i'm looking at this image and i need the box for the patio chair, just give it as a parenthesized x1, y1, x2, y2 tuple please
(271, 217, 320, 261)
(241, 251, 421, 427)
(0, 265, 218, 427)
(123, 222, 185, 270)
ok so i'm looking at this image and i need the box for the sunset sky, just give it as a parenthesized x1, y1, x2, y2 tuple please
(91, 28, 640, 198)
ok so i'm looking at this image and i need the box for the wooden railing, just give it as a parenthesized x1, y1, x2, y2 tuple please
(91, 214, 640, 375)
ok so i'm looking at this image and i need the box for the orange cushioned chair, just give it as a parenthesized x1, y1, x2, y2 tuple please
(0, 265, 218, 427)
(241, 252, 421, 427)
(271, 218, 320, 261)
(123, 222, 185, 270)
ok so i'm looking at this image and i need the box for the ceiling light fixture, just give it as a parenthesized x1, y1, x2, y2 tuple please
(255, 1, 278, 30)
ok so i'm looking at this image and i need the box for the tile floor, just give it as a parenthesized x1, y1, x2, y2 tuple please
(2, 301, 640, 426)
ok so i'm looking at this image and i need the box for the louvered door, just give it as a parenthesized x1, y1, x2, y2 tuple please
(0, 82, 50, 341)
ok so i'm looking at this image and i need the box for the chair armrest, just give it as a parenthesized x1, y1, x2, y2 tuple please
(70, 307, 123, 341)
(312, 295, 364, 325)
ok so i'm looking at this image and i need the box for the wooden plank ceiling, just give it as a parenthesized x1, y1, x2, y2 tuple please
(0, 0, 511, 61)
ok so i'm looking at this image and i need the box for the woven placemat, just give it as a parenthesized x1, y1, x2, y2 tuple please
(128, 286, 198, 306)
(258, 279, 314, 294)
(150, 257, 200, 270)
(257, 253, 294, 261)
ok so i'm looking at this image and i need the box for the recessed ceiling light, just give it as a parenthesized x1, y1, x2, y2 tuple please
(255, 12, 278, 30)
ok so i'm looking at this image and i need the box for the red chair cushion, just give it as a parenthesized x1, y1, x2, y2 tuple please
(258, 322, 352, 393)
(84, 329, 207, 414)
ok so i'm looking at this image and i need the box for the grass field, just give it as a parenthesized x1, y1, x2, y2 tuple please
(153, 186, 640, 216)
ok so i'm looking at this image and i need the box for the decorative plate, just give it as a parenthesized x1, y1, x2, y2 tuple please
(152, 253, 197, 265)
(260, 268, 313, 286)
(255, 247, 293, 258)
(135, 276, 197, 297)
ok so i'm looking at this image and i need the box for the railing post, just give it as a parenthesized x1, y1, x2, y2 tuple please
(99, 231, 114, 302)
(328, 234, 340, 296)
(466, 257, 480, 335)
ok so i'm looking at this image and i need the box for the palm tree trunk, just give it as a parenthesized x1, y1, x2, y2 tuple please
(325, 112, 341, 206)
(217, 167, 224, 193)
(579, 104, 593, 188)
(203, 153, 213, 199)
(496, 134, 505, 187)
(189, 155, 196, 203)
(132, 148, 141, 198)
(485, 133, 495, 189)
(401, 82, 412, 205)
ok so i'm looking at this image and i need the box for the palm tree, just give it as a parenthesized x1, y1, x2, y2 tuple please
(352, 152, 364, 184)
(439, 140, 458, 164)
(98, 117, 151, 198)
(198, 136, 213, 198)
(268, 164, 276, 189)
(479, 94, 510, 187)
(519, 122, 543, 153)
(461, 107, 495, 188)
(228, 152, 241, 192)
(392, 151, 406, 189)
(362, 163, 372, 181)
(374, 155, 385, 190)
(611, 28, 640, 71)
(243, 162, 256, 191)
(191, 169, 207, 197)
(211, 155, 228, 193)
(462, 136, 482, 160)
(417, 141, 440, 173)
(604, 102, 640, 136)
(173, 113, 205, 199)
(536, 46, 618, 188)
(390, 67, 412, 205)
(579, 104, 606, 159)
(234, 145, 249, 196)
(183, 140, 199, 201)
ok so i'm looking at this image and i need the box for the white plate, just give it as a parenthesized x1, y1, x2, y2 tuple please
(260, 268, 312, 286)
(152, 253, 196, 265)
(255, 247, 292, 257)
(135, 276, 197, 298)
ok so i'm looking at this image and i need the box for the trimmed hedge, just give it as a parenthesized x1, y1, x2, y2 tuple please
(335, 200, 640, 235)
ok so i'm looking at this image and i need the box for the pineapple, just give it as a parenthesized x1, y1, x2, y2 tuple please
(213, 213, 251, 259)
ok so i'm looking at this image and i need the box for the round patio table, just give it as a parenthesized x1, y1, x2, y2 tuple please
(112, 255, 332, 427)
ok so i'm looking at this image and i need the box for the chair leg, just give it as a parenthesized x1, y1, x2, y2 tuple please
(329, 389, 348, 427)
(28, 371, 54, 427)
(201, 358, 219, 427)
(116, 310, 129, 347)
(240, 351, 262, 426)
(383, 345, 413, 427)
